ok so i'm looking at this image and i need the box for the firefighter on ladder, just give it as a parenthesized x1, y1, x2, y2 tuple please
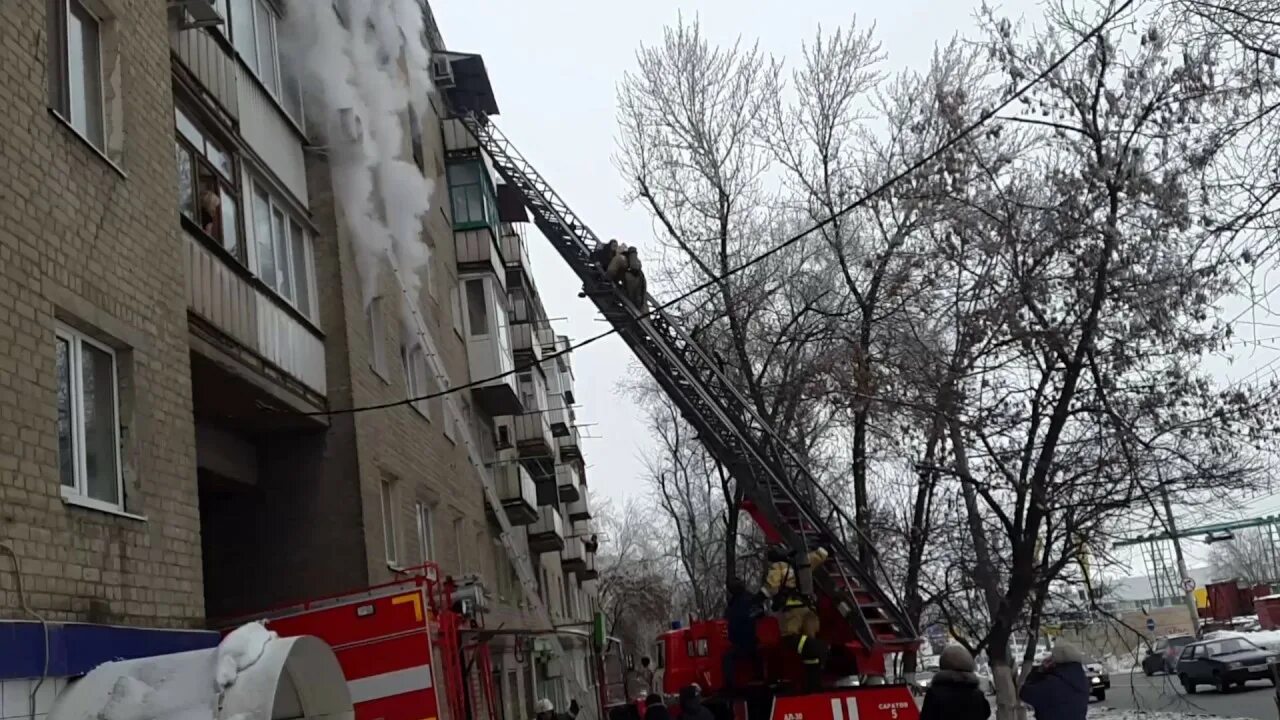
(761, 546, 830, 691)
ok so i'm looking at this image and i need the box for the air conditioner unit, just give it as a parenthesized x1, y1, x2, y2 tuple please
(169, 0, 223, 30)
(431, 56, 456, 89)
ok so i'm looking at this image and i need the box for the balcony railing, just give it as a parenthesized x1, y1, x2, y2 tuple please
(528, 506, 566, 554)
(509, 323, 543, 363)
(568, 485, 591, 522)
(183, 232, 326, 397)
(579, 552, 599, 582)
(497, 412, 555, 480)
(556, 463, 582, 503)
(558, 426, 581, 462)
(571, 518, 598, 551)
(561, 537, 586, 575)
(455, 228, 504, 278)
(494, 450, 538, 526)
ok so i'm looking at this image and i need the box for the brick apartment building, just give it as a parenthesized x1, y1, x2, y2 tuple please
(0, 1, 601, 717)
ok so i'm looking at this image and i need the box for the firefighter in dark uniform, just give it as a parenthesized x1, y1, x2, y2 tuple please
(761, 547, 829, 691)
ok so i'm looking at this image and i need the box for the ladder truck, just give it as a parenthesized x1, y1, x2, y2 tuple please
(452, 109, 922, 720)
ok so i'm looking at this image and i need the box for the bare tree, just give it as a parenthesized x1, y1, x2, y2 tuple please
(1209, 527, 1280, 582)
(595, 498, 675, 657)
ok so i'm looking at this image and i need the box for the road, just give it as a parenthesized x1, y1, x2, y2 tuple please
(1100, 669, 1276, 719)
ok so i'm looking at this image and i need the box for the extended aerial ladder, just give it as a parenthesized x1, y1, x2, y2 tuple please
(457, 113, 920, 681)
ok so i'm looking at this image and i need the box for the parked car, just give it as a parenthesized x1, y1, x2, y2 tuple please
(1176, 636, 1279, 694)
(1084, 661, 1111, 701)
(1142, 634, 1195, 675)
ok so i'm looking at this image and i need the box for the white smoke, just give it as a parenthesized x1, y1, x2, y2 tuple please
(279, 0, 438, 338)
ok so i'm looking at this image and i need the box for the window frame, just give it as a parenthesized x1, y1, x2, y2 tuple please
(403, 343, 430, 420)
(416, 502, 435, 564)
(48, 0, 108, 150)
(55, 323, 125, 513)
(248, 178, 316, 318)
(368, 296, 389, 380)
(446, 161, 498, 230)
(465, 278, 491, 338)
(219, 0, 306, 129)
(176, 106, 244, 262)
(380, 477, 399, 567)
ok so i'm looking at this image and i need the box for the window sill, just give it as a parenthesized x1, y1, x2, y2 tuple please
(61, 491, 147, 522)
(49, 109, 128, 179)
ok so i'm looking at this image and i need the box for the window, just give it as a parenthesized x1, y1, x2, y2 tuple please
(176, 108, 242, 258)
(403, 343, 430, 418)
(466, 279, 489, 337)
(450, 283, 464, 337)
(250, 180, 315, 316)
(408, 104, 425, 172)
(454, 517, 465, 571)
(447, 162, 495, 228)
(56, 324, 123, 510)
(443, 394, 457, 443)
(222, 0, 305, 127)
(381, 477, 399, 565)
(368, 297, 388, 378)
(48, 0, 105, 148)
(416, 502, 435, 564)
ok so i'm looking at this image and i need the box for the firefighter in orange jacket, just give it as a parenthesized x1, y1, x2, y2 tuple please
(761, 547, 829, 690)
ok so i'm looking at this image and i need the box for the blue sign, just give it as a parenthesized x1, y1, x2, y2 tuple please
(1146, 617, 1157, 632)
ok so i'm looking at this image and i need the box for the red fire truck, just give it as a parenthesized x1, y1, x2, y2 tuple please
(223, 564, 497, 720)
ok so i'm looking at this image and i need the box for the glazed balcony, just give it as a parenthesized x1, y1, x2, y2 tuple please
(509, 322, 543, 364)
(460, 275, 521, 416)
(527, 506, 566, 554)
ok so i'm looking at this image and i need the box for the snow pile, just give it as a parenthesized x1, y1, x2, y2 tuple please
(1088, 710, 1253, 720)
(53, 623, 278, 720)
(215, 623, 278, 689)
(277, 0, 438, 336)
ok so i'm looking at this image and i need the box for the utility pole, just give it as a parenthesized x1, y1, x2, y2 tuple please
(1160, 487, 1202, 638)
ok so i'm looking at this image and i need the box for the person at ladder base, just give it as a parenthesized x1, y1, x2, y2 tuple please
(761, 546, 830, 691)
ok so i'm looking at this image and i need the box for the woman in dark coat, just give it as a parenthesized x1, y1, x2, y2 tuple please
(1020, 641, 1090, 720)
(920, 645, 991, 720)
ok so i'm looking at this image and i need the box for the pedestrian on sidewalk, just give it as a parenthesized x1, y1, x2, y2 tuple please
(643, 694, 669, 720)
(1020, 640, 1089, 720)
(919, 645, 990, 720)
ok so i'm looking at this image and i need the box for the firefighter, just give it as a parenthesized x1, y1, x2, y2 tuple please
(622, 246, 647, 309)
(534, 698, 557, 720)
(677, 685, 713, 720)
(722, 577, 762, 690)
(607, 244, 630, 282)
(636, 655, 657, 694)
(593, 238, 620, 270)
(761, 547, 830, 691)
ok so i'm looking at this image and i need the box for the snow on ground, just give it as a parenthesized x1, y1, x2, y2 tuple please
(1089, 710, 1253, 720)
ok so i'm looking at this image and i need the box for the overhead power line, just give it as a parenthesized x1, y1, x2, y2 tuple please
(273, 0, 1137, 420)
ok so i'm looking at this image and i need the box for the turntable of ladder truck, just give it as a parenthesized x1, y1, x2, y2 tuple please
(652, 542, 921, 720)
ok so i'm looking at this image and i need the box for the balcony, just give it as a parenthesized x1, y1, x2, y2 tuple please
(527, 507, 566, 554)
(568, 485, 591, 522)
(461, 276, 521, 416)
(500, 223, 534, 290)
(494, 450, 538, 525)
(183, 232, 326, 402)
(557, 426, 581, 462)
(455, 227, 505, 279)
(496, 411, 554, 480)
(543, 363, 571, 438)
(443, 117, 481, 154)
(556, 463, 582, 503)
(578, 552, 599, 582)
(571, 518, 598, 551)
(509, 322, 543, 364)
(561, 537, 587, 575)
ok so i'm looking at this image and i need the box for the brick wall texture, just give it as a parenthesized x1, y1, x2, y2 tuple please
(0, 0, 204, 626)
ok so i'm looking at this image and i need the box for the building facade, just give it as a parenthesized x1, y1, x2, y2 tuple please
(0, 1, 601, 718)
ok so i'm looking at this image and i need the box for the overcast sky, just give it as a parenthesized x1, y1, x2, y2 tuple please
(432, 0, 1280, 579)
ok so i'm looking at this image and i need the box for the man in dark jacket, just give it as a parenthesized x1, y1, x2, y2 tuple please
(1020, 641, 1090, 720)
(722, 577, 762, 690)
(677, 685, 714, 720)
(644, 694, 670, 720)
(920, 645, 990, 720)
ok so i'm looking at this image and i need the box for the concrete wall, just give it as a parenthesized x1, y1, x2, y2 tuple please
(0, 0, 203, 625)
